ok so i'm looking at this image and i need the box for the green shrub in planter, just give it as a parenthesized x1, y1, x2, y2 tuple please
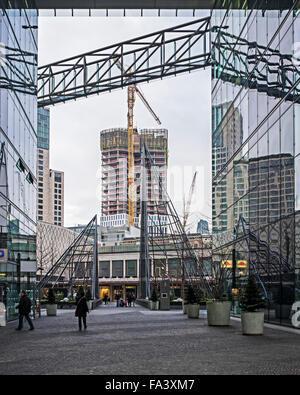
(239, 275, 266, 335)
(186, 285, 197, 304)
(150, 288, 158, 302)
(186, 285, 200, 319)
(239, 275, 265, 312)
(149, 288, 159, 310)
(46, 288, 57, 316)
(55, 292, 64, 303)
(206, 260, 232, 326)
(47, 288, 56, 305)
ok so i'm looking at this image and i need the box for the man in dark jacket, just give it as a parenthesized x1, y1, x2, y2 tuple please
(76, 295, 89, 331)
(16, 290, 34, 331)
(115, 292, 121, 307)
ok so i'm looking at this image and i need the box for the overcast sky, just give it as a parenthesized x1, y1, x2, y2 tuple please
(38, 16, 212, 231)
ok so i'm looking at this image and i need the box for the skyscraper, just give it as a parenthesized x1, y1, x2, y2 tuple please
(37, 107, 64, 226)
(0, 9, 38, 321)
(197, 219, 209, 234)
(211, 3, 299, 325)
(100, 128, 168, 228)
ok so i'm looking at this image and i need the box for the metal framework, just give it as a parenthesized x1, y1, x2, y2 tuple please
(0, 0, 295, 11)
(37, 215, 99, 299)
(212, 215, 295, 299)
(0, 42, 37, 96)
(1, 15, 298, 106)
(139, 143, 213, 299)
(212, 28, 300, 103)
(37, 17, 211, 107)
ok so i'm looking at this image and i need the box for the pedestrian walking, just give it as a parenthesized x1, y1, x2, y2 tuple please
(127, 293, 132, 307)
(15, 290, 34, 331)
(132, 293, 136, 307)
(75, 294, 89, 331)
(116, 292, 121, 307)
(104, 293, 108, 305)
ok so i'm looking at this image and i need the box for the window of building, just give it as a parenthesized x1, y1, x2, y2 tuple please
(168, 258, 180, 276)
(112, 260, 123, 277)
(126, 260, 137, 277)
(54, 173, 62, 182)
(100, 261, 110, 278)
(16, 158, 25, 172)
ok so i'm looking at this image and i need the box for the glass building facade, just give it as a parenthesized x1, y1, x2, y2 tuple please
(37, 107, 50, 149)
(211, 2, 299, 326)
(0, 9, 38, 321)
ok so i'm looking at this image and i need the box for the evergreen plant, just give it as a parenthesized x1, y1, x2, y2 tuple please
(47, 288, 56, 305)
(150, 288, 158, 302)
(186, 285, 198, 305)
(239, 275, 265, 312)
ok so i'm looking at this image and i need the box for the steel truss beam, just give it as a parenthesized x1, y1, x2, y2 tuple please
(0, 0, 295, 11)
(1, 16, 297, 105)
(212, 29, 300, 103)
(37, 17, 211, 107)
(0, 42, 37, 96)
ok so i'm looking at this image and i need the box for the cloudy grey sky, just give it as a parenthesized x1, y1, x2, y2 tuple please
(38, 16, 212, 231)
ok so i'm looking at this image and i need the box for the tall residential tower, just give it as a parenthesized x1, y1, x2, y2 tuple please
(37, 107, 64, 226)
(100, 128, 168, 228)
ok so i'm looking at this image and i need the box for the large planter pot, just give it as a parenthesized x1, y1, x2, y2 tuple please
(206, 301, 231, 326)
(149, 301, 159, 310)
(46, 304, 57, 316)
(187, 304, 199, 319)
(241, 311, 264, 335)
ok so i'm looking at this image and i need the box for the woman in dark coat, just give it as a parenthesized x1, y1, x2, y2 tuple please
(75, 294, 89, 331)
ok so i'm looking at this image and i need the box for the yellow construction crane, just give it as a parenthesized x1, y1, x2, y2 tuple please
(115, 59, 161, 226)
(183, 171, 198, 230)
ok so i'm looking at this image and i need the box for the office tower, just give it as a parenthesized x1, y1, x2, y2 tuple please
(212, 102, 243, 233)
(197, 219, 209, 234)
(0, 9, 38, 321)
(100, 128, 168, 228)
(37, 107, 64, 226)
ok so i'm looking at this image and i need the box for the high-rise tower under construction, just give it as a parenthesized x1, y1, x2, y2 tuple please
(100, 128, 168, 228)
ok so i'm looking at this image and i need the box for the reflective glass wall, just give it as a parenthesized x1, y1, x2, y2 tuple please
(211, 2, 299, 326)
(0, 9, 38, 321)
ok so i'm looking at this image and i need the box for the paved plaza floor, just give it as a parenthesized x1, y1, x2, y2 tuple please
(0, 303, 299, 375)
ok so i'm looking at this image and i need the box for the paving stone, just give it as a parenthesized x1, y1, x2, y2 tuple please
(0, 303, 299, 375)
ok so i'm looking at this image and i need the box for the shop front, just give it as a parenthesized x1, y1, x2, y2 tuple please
(100, 286, 110, 301)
